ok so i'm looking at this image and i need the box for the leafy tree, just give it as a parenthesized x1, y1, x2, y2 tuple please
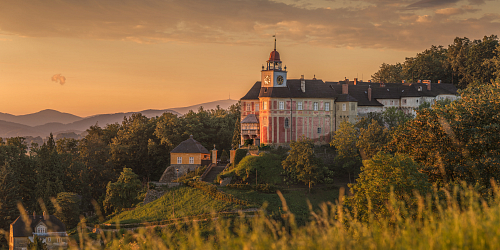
(220, 150, 229, 163)
(282, 138, 324, 193)
(330, 121, 361, 182)
(344, 152, 432, 222)
(0, 164, 20, 246)
(448, 35, 499, 88)
(389, 83, 500, 187)
(356, 120, 390, 160)
(402, 45, 451, 83)
(53, 192, 81, 229)
(355, 112, 384, 130)
(371, 63, 404, 83)
(28, 235, 48, 250)
(381, 107, 413, 130)
(79, 124, 119, 205)
(103, 168, 142, 213)
(111, 114, 166, 181)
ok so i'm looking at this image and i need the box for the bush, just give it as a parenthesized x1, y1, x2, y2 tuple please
(344, 152, 432, 222)
(234, 149, 248, 166)
(226, 183, 277, 193)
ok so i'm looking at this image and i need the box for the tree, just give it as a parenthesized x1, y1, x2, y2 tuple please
(103, 168, 142, 213)
(330, 121, 361, 182)
(344, 152, 432, 222)
(402, 45, 451, 83)
(381, 107, 413, 130)
(371, 63, 404, 83)
(234, 153, 282, 185)
(231, 102, 242, 148)
(356, 120, 390, 160)
(53, 192, 81, 229)
(28, 235, 48, 250)
(0, 164, 20, 246)
(282, 138, 324, 193)
(388, 83, 500, 187)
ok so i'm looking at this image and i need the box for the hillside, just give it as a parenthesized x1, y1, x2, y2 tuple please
(0, 109, 82, 127)
(106, 186, 245, 225)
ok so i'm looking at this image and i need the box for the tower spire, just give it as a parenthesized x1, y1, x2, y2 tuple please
(273, 34, 276, 51)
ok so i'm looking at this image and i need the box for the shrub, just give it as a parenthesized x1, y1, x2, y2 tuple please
(234, 149, 248, 166)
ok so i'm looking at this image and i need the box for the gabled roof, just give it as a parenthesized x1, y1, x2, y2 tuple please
(240, 79, 458, 106)
(241, 114, 259, 123)
(170, 135, 210, 154)
(11, 214, 66, 237)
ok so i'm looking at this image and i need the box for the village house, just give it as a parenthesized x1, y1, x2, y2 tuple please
(9, 212, 68, 250)
(241, 41, 459, 146)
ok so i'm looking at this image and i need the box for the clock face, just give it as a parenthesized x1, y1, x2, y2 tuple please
(264, 75, 271, 85)
(277, 75, 284, 85)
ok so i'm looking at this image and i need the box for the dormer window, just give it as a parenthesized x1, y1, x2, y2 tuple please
(36, 225, 47, 234)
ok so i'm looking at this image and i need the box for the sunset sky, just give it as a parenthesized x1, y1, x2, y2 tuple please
(1, 0, 499, 117)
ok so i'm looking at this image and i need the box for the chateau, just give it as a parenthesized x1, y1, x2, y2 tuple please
(240, 42, 458, 146)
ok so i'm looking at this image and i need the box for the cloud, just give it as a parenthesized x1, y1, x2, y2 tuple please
(51, 74, 66, 85)
(406, 0, 460, 9)
(0, 0, 498, 51)
(435, 5, 478, 15)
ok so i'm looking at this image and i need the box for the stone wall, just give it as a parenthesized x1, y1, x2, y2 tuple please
(159, 164, 200, 183)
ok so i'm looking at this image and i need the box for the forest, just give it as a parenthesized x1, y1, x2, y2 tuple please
(0, 104, 240, 247)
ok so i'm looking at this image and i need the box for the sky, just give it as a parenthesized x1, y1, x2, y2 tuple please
(0, 0, 499, 117)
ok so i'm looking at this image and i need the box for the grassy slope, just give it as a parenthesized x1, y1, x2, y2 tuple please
(222, 185, 339, 225)
(106, 186, 245, 224)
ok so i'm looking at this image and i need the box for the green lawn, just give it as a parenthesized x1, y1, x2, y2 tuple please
(221, 184, 339, 225)
(105, 186, 245, 225)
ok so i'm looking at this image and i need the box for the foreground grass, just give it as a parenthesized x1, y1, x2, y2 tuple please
(105, 186, 245, 224)
(71, 185, 500, 249)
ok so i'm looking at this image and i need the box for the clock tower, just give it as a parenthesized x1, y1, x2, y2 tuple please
(261, 38, 287, 88)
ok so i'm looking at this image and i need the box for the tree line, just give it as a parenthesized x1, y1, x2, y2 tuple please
(371, 35, 500, 88)
(0, 104, 240, 246)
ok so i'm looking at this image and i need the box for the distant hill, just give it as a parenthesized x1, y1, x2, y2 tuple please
(0, 109, 82, 127)
(169, 99, 238, 115)
(0, 99, 239, 139)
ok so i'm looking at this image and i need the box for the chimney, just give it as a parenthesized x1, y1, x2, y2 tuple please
(368, 80, 371, 83)
(402, 80, 406, 83)
(354, 78, 358, 85)
(312, 74, 316, 80)
(43, 211, 49, 220)
(417, 80, 422, 83)
(427, 81, 431, 91)
(368, 85, 372, 101)
(190, 134, 193, 139)
(342, 84, 348, 94)
(438, 80, 442, 84)
(300, 75, 305, 93)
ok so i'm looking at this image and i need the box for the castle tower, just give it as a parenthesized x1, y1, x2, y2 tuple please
(261, 37, 287, 88)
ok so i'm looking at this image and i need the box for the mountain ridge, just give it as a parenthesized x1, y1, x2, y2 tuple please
(0, 99, 238, 138)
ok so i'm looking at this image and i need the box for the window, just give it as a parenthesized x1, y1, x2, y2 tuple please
(47, 238, 51, 242)
(297, 102, 303, 110)
(57, 238, 62, 243)
(416, 99, 419, 103)
(279, 101, 284, 110)
(351, 103, 355, 111)
(317, 128, 322, 134)
(189, 157, 194, 164)
(342, 103, 346, 111)
(402, 99, 407, 105)
(285, 118, 289, 128)
(313, 102, 318, 111)
(36, 226, 46, 234)
(255, 103, 259, 111)
(177, 157, 182, 164)
(246, 103, 251, 111)
(325, 102, 330, 111)
(263, 101, 267, 110)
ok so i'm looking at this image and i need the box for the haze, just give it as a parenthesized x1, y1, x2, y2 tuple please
(1, 0, 499, 117)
